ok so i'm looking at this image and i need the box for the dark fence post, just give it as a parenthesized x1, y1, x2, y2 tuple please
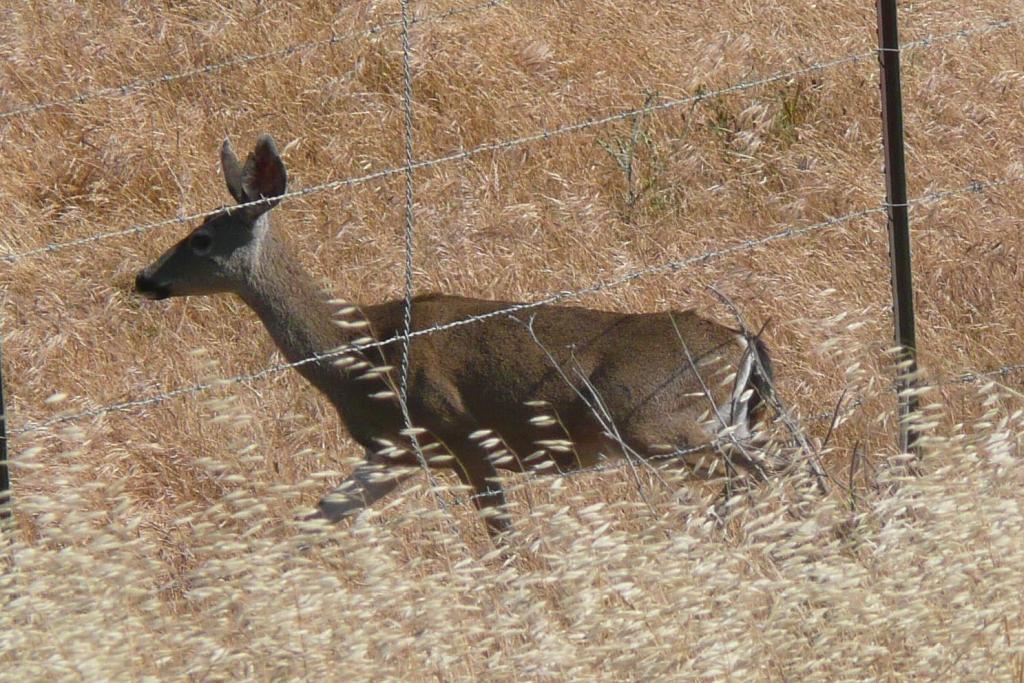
(0, 331, 9, 521)
(877, 0, 920, 456)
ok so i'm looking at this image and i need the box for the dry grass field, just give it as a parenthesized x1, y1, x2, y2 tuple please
(2, 0, 1024, 679)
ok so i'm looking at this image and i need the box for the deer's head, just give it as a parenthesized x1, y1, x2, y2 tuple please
(135, 134, 287, 300)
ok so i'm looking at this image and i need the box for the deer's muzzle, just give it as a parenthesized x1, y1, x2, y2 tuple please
(135, 272, 171, 300)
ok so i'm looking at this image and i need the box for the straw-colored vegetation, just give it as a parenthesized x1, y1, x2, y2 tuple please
(2, 0, 1023, 679)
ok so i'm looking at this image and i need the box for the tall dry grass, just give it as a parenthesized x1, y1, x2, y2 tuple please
(1, 0, 1023, 679)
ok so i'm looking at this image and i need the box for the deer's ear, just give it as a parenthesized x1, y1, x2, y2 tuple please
(221, 138, 247, 204)
(240, 134, 287, 218)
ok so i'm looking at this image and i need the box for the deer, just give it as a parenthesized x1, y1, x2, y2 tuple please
(134, 134, 778, 541)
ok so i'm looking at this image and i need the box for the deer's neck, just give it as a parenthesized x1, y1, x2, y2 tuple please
(238, 230, 352, 394)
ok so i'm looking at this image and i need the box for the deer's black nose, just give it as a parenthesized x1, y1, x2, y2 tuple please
(135, 272, 170, 300)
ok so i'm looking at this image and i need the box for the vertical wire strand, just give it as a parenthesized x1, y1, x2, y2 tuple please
(397, 0, 452, 519)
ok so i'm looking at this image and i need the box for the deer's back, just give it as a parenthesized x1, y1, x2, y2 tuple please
(359, 294, 747, 462)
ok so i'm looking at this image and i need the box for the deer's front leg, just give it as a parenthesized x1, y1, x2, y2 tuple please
(453, 450, 512, 540)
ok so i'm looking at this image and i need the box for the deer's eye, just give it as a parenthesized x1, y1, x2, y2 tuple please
(190, 233, 213, 254)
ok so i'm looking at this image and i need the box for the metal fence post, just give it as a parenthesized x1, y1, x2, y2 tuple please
(0, 331, 10, 520)
(877, 0, 920, 456)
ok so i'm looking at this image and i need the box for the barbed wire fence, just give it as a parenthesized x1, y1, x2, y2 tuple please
(1, 3, 1022, 524)
(2, 15, 1018, 263)
(9, 175, 1019, 439)
(0, 0, 514, 122)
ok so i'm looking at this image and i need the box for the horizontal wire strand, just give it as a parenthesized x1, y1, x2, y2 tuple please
(2, 12, 1013, 123)
(4, 14, 1018, 263)
(0, 0, 512, 120)
(0, 52, 873, 262)
(11, 176, 1017, 437)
